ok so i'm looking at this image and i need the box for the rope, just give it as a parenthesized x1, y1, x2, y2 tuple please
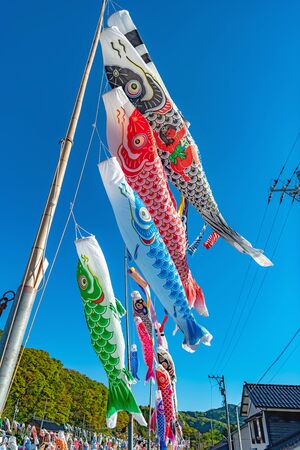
(94, 127, 110, 160)
(70, 206, 93, 240)
(0, 138, 64, 369)
(0, 291, 15, 303)
(2, 61, 107, 407)
(0, 292, 15, 318)
(187, 224, 207, 256)
(110, 0, 123, 11)
(108, 0, 117, 13)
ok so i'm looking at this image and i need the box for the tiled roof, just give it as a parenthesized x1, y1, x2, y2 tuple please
(210, 441, 228, 450)
(245, 383, 300, 410)
(31, 419, 65, 431)
(269, 430, 300, 450)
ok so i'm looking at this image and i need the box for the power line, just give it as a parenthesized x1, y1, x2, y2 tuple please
(269, 163, 300, 204)
(268, 131, 300, 204)
(219, 202, 293, 373)
(213, 202, 281, 373)
(210, 134, 299, 375)
(268, 339, 300, 383)
(234, 329, 300, 409)
(256, 328, 300, 384)
(210, 203, 270, 373)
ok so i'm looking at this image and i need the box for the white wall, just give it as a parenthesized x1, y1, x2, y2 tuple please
(232, 426, 252, 450)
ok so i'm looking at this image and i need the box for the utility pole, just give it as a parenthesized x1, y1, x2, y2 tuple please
(0, 0, 107, 414)
(236, 405, 243, 450)
(268, 167, 300, 203)
(12, 398, 19, 422)
(147, 366, 153, 450)
(40, 398, 48, 430)
(208, 375, 232, 450)
(210, 418, 215, 446)
(124, 246, 133, 450)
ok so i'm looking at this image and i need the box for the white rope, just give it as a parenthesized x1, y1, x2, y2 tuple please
(5, 59, 108, 399)
(0, 136, 65, 369)
(110, 0, 123, 11)
(95, 126, 110, 160)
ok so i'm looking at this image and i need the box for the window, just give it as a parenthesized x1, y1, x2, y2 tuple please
(249, 417, 266, 444)
(257, 417, 265, 443)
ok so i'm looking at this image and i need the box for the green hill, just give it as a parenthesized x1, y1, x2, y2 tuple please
(3, 347, 128, 433)
(1, 342, 240, 448)
(181, 404, 242, 433)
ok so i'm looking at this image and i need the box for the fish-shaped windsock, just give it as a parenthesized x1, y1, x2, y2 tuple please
(130, 344, 140, 381)
(103, 87, 207, 315)
(131, 290, 153, 338)
(175, 419, 183, 442)
(75, 235, 146, 428)
(31, 427, 38, 446)
(100, 17, 273, 268)
(55, 433, 67, 450)
(135, 317, 155, 382)
(99, 157, 212, 352)
(156, 390, 167, 450)
(156, 321, 169, 351)
(7, 437, 18, 450)
(157, 345, 178, 413)
(156, 365, 176, 442)
(20, 423, 25, 438)
(156, 346, 176, 383)
(5, 418, 11, 433)
(23, 437, 31, 450)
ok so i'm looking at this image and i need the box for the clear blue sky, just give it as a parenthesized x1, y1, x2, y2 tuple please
(1, 0, 299, 413)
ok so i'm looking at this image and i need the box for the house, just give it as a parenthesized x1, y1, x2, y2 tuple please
(232, 422, 252, 449)
(235, 383, 300, 449)
(30, 418, 66, 432)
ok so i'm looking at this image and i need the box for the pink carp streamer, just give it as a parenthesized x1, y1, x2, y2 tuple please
(135, 317, 155, 383)
(129, 268, 182, 444)
(128, 266, 163, 346)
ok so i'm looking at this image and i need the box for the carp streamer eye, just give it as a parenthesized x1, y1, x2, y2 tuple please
(158, 374, 165, 384)
(125, 80, 142, 98)
(132, 133, 148, 149)
(139, 207, 151, 222)
(78, 275, 88, 290)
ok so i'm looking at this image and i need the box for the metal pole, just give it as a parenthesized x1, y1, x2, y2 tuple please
(40, 398, 48, 430)
(236, 405, 243, 450)
(147, 382, 153, 450)
(210, 418, 214, 446)
(124, 245, 133, 450)
(208, 375, 232, 450)
(0, 0, 106, 414)
(12, 398, 19, 422)
(222, 376, 233, 450)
